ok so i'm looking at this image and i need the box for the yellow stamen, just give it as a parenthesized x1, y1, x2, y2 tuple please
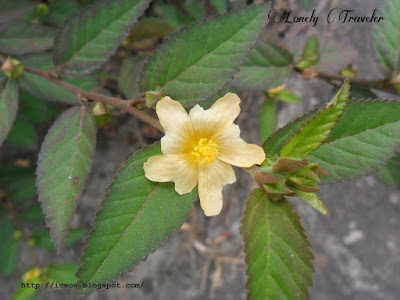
(191, 138, 219, 165)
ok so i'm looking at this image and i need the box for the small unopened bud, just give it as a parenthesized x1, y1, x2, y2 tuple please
(13, 230, 24, 240)
(1, 57, 24, 78)
(37, 3, 50, 16)
(145, 88, 163, 108)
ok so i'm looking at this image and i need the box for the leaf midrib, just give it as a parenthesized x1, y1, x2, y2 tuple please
(160, 8, 265, 91)
(60, 0, 147, 66)
(84, 182, 161, 283)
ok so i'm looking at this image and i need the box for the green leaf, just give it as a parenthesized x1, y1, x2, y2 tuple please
(183, 0, 206, 21)
(44, 0, 80, 26)
(32, 228, 86, 250)
(259, 98, 276, 143)
(289, 188, 329, 216)
(233, 39, 293, 91)
(77, 143, 198, 295)
(140, 4, 269, 106)
(119, 56, 143, 99)
(52, 0, 151, 78)
(263, 109, 317, 157)
(20, 91, 60, 123)
(20, 53, 104, 104)
(276, 90, 302, 103)
(0, 235, 20, 276)
(287, 36, 356, 73)
(309, 100, 400, 182)
(20, 205, 45, 224)
(240, 189, 313, 300)
(0, 21, 55, 55)
(210, 0, 228, 14)
(45, 264, 78, 283)
(281, 80, 350, 159)
(36, 106, 97, 252)
(6, 114, 39, 150)
(0, 166, 36, 203)
(349, 85, 377, 100)
(296, 35, 320, 71)
(0, 207, 14, 244)
(264, 100, 400, 182)
(373, 0, 400, 75)
(0, 78, 18, 147)
(376, 153, 400, 187)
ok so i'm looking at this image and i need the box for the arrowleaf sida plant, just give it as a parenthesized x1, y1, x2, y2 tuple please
(0, 0, 400, 299)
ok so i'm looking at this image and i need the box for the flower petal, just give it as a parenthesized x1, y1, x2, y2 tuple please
(156, 97, 193, 154)
(216, 124, 265, 167)
(144, 154, 198, 195)
(198, 160, 236, 216)
(189, 93, 241, 137)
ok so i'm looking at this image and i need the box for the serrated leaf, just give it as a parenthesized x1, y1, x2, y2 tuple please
(232, 39, 293, 91)
(7, 114, 39, 150)
(348, 85, 377, 100)
(259, 98, 276, 143)
(52, 0, 151, 78)
(0, 236, 20, 276)
(20, 205, 45, 224)
(140, 4, 269, 106)
(240, 189, 313, 300)
(32, 228, 85, 250)
(289, 188, 329, 216)
(20, 53, 104, 104)
(77, 143, 198, 295)
(376, 153, 400, 187)
(36, 106, 97, 252)
(373, 0, 400, 75)
(263, 109, 318, 157)
(0, 78, 18, 147)
(0, 21, 55, 55)
(264, 100, 400, 183)
(119, 56, 143, 99)
(281, 80, 350, 159)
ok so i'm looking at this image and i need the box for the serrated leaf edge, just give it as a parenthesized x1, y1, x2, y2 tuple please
(76, 142, 198, 296)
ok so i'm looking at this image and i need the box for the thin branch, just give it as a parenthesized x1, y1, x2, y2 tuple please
(294, 67, 398, 95)
(23, 66, 164, 132)
(0, 55, 164, 132)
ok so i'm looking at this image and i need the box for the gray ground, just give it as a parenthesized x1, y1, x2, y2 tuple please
(1, 0, 400, 299)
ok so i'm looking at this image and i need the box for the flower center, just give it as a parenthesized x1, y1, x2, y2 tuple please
(191, 138, 219, 165)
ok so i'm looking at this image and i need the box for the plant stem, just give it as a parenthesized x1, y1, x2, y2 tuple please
(295, 67, 397, 94)
(0, 55, 164, 132)
(25, 66, 165, 132)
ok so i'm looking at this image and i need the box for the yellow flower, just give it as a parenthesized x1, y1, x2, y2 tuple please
(144, 93, 266, 216)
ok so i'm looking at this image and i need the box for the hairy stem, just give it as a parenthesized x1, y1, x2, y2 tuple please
(0, 55, 164, 132)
